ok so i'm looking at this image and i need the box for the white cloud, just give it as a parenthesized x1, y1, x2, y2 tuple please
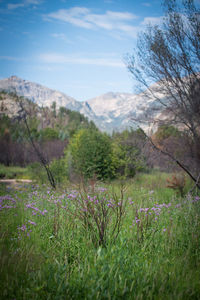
(142, 2, 151, 7)
(25, 0, 41, 4)
(39, 53, 125, 68)
(45, 6, 165, 39)
(45, 7, 138, 36)
(51, 33, 73, 44)
(51, 33, 65, 39)
(8, 3, 24, 10)
(7, 0, 42, 10)
(142, 16, 164, 26)
(47, 7, 93, 29)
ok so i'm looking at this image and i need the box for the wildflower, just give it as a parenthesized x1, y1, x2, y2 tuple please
(2, 205, 16, 209)
(135, 217, 140, 223)
(41, 209, 48, 215)
(87, 195, 93, 202)
(18, 224, 26, 232)
(98, 187, 107, 192)
(68, 193, 77, 199)
(28, 220, 36, 226)
(26, 204, 32, 208)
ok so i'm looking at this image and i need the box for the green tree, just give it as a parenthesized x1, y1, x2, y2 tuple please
(51, 101, 57, 118)
(67, 128, 114, 180)
(39, 127, 59, 141)
(112, 129, 146, 178)
(155, 125, 181, 143)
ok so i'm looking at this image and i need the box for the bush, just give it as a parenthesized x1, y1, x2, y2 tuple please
(66, 129, 114, 180)
(50, 158, 68, 184)
(27, 162, 47, 183)
(39, 128, 59, 141)
(111, 129, 147, 179)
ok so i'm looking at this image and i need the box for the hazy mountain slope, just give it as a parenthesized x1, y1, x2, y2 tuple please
(0, 76, 167, 133)
(0, 91, 96, 135)
(84, 89, 166, 132)
(0, 76, 82, 111)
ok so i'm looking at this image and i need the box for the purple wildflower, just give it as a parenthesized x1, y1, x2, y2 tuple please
(28, 220, 36, 226)
(18, 224, 27, 232)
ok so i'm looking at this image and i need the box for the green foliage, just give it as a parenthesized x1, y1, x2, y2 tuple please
(27, 162, 47, 183)
(50, 158, 68, 184)
(64, 185, 127, 247)
(0, 164, 29, 179)
(65, 128, 147, 182)
(0, 115, 25, 142)
(0, 92, 98, 144)
(112, 129, 147, 178)
(39, 127, 59, 141)
(67, 128, 114, 180)
(0, 174, 199, 299)
(27, 159, 68, 185)
(66, 110, 97, 137)
(51, 101, 57, 118)
(155, 125, 181, 142)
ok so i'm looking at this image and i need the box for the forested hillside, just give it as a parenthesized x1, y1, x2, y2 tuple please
(0, 91, 96, 166)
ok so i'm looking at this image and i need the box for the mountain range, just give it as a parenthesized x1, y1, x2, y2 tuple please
(0, 76, 166, 133)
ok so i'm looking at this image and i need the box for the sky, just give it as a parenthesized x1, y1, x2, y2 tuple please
(0, 0, 165, 101)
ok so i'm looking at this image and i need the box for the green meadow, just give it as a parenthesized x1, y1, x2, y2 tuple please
(0, 172, 199, 300)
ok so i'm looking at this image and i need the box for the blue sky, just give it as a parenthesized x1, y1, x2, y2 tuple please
(0, 0, 164, 101)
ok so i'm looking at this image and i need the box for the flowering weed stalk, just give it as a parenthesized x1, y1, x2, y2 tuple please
(64, 184, 127, 247)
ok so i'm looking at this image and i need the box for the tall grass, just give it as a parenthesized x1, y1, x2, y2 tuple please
(0, 164, 30, 179)
(0, 173, 199, 299)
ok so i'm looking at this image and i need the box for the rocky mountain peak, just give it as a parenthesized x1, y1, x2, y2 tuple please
(0, 76, 165, 133)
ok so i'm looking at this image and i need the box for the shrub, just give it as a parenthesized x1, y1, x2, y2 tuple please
(66, 129, 114, 180)
(50, 158, 68, 184)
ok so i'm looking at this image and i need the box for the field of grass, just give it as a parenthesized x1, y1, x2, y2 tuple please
(0, 171, 200, 299)
(0, 164, 30, 180)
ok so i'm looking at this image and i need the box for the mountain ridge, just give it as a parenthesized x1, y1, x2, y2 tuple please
(0, 76, 164, 133)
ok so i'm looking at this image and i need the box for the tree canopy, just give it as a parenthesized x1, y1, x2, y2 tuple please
(67, 128, 114, 180)
(126, 0, 200, 186)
